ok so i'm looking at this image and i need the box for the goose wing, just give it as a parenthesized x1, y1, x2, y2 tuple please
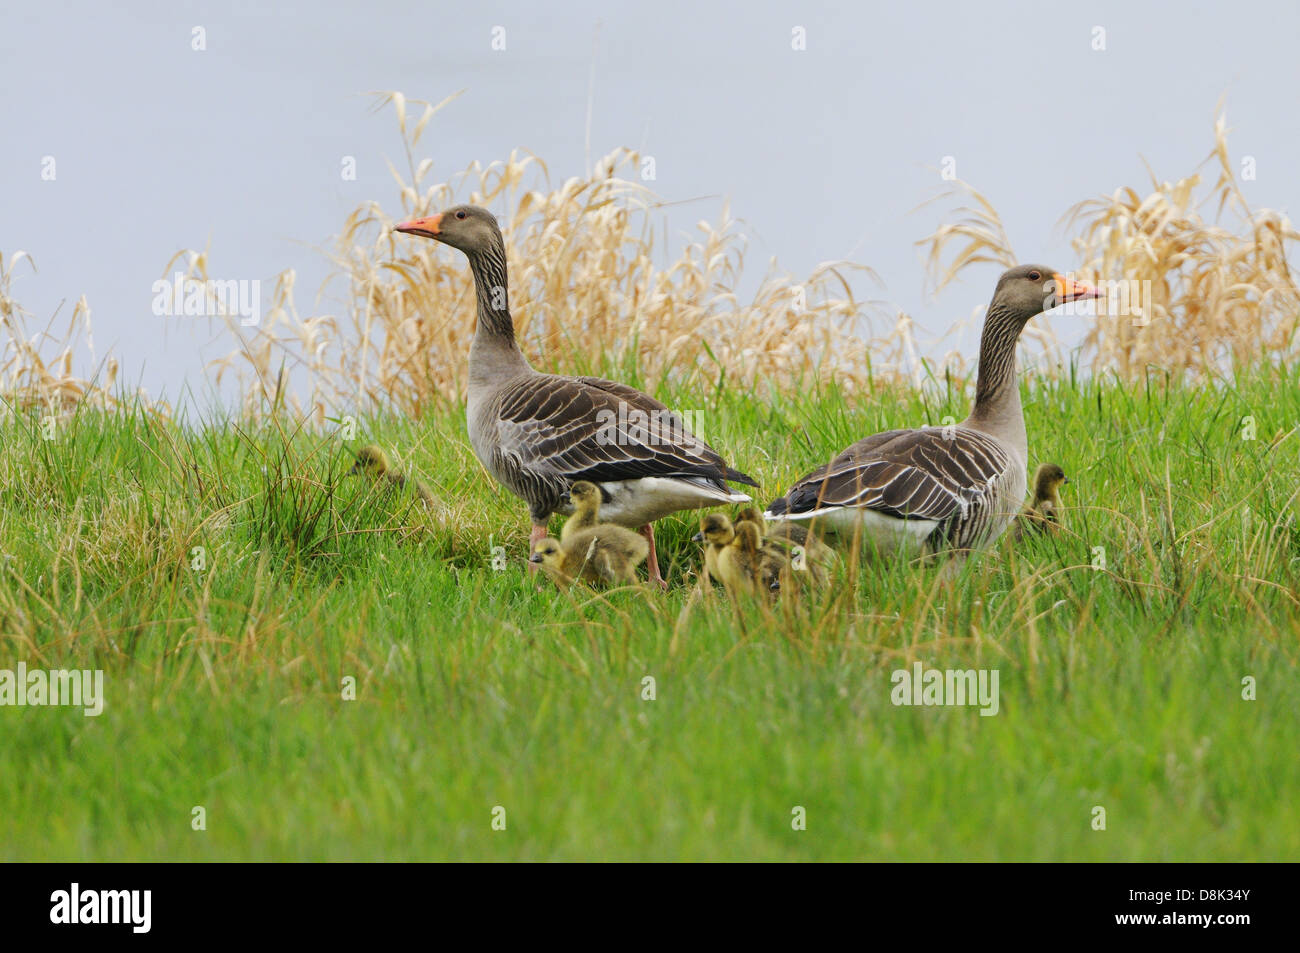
(494, 374, 756, 510)
(767, 427, 1011, 522)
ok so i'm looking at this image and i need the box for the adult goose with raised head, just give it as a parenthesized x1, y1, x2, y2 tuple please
(395, 205, 757, 587)
(764, 265, 1100, 559)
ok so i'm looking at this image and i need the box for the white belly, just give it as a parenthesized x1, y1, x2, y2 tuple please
(564, 477, 751, 528)
(766, 506, 936, 556)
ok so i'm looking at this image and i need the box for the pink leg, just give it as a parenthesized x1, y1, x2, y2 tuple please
(527, 521, 548, 575)
(641, 523, 668, 590)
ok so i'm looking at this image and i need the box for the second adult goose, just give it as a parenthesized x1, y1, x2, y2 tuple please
(395, 206, 757, 587)
(764, 265, 1100, 558)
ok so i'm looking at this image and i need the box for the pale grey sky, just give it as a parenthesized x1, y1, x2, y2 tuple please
(3, 0, 1297, 405)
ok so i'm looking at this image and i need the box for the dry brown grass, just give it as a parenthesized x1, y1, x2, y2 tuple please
(210, 93, 892, 422)
(6, 99, 1296, 421)
(920, 105, 1300, 382)
(0, 251, 120, 415)
(1066, 109, 1300, 378)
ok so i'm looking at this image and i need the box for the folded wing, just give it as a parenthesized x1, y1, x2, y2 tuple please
(495, 375, 756, 513)
(768, 427, 1011, 524)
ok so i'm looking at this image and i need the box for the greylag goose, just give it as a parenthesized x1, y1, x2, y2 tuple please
(1012, 463, 1069, 541)
(529, 524, 649, 588)
(395, 206, 757, 588)
(348, 444, 437, 508)
(764, 265, 1100, 559)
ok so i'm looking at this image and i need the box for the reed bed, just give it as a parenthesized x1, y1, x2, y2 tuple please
(1067, 111, 1300, 378)
(0, 251, 119, 416)
(213, 99, 1298, 423)
(4, 99, 1296, 422)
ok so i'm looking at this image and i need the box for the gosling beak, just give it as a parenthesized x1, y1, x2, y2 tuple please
(690, 531, 704, 542)
(394, 213, 443, 239)
(1053, 273, 1103, 303)
(1063, 477, 1071, 485)
(528, 553, 543, 564)
(346, 463, 361, 476)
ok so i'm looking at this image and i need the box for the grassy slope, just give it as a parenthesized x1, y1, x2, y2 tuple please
(0, 364, 1297, 861)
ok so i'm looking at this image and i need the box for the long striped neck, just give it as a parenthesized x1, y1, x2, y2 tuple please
(964, 304, 1029, 456)
(465, 240, 517, 342)
(465, 238, 531, 385)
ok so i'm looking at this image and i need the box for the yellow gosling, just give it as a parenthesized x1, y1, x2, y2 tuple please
(734, 505, 836, 585)
(560, 481, 604, 543)
(1013, 463, 1069, 541)
(349, 444, 438, 508)
(717, 520, 785, 600)
(530, 524, 649, 588)
(691, 512, 735, 589)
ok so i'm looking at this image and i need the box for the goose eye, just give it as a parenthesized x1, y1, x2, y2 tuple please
(1028, 270, 1042, 282)
(455, 210, 468, 220)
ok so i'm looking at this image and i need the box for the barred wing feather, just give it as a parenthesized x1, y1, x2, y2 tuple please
(769, 428, 1011, 524)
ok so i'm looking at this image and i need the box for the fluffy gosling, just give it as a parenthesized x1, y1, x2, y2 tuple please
(1013, 463, 1069, 541)
(348, 445, 437, 508)
(560, 480, 604, 543)
(530, 525, 649, 588)
(716, 520, 786, 600)
(734, 505, 836, 584)
(691, 512, 735, 589)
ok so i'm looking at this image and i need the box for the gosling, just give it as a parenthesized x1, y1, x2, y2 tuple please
(348, 444, 437, 508)
(1013, 463, 1069, 541)
(734, 505, 836, 584)
(560, 481, 604, 543)
(530, 525, 649, 588)
(691, 512, 735, 589)
(716, 520, 786, 600)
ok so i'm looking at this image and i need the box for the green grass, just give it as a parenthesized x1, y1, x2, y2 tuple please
(0, 363, 1297, 860)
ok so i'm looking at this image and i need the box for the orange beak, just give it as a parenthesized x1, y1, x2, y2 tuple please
(394, 213, 443, 238)
(1054, 273, 1102, 302)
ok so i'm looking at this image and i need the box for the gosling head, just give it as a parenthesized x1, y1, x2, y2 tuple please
(734, 506, 765, 527)
(567, 481, 602, 512)
(733, 521, 762, 552)
(348, 444, 390, 477)
(529, 538, 564, 566)
(692, 513, 735, 546)
(1033, 463, 1070, 500)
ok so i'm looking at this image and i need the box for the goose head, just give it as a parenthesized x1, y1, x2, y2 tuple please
(394, 204, 502, 254)
(994, 265, 1102, 323)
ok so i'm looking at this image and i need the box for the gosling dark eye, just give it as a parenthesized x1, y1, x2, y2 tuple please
(1028, 270, 1042, 281)
(455, 210, 468, 220)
